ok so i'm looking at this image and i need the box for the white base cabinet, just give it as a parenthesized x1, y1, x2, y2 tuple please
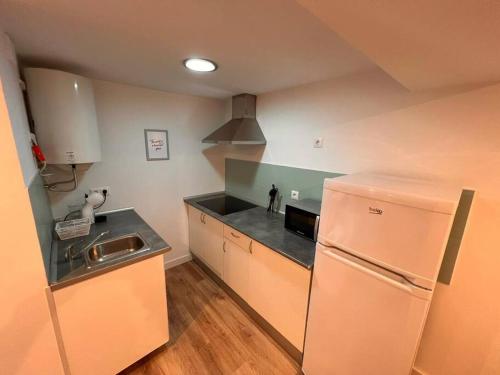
(188, 206, 224, 277)
(188, 205, 205, 259)
(223, 238, 251, 301)
(51, 255, 169, 375)
(248, 240, 311, 350)
(188, 206, 311, 351)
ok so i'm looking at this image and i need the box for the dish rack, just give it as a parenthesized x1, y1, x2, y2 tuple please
(55, 217, 91, 240)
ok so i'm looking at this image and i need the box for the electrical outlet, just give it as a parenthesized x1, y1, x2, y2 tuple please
(314, 137, 324, 148)
(291, 190, 299, 200)
(90, 186, 110, 196)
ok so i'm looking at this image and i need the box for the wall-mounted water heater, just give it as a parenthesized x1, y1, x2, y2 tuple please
(24, 68, 101, 192)
(24, 68, 101, 165)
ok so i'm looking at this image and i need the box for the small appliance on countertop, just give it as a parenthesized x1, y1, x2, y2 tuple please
(81, 191, 106, 224)
(285, 198, 321, 242)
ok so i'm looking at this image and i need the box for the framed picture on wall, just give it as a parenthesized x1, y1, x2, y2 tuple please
(144, 129, 169, 161)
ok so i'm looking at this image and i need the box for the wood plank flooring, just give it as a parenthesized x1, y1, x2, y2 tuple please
(120, 261, 301, 375)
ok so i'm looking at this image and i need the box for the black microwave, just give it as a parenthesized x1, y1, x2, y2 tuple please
(285, 199, 321, 242)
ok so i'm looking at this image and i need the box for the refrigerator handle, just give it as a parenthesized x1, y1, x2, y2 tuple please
(322, 248, 432, 300)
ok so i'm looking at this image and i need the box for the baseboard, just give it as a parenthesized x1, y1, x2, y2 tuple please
(164, 253, 192, 270)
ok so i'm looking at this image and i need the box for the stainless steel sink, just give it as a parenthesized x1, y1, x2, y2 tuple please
(84, 233, 150, 267)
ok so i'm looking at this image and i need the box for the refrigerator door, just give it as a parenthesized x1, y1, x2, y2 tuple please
(318, 187, 455, 284)
(303, 243, 432, 375)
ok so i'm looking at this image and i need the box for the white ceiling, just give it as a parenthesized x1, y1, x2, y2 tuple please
(297, 0, 500, 91)
(0, 0, 374, 98)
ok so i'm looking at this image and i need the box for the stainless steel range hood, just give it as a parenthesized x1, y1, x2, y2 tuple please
(202, 94, 266, 145)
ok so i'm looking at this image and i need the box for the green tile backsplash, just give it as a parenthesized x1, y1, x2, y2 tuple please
(225, 158, 341, 211)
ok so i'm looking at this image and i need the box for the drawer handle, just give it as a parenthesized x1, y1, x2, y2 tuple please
(230, 232, 240, 239)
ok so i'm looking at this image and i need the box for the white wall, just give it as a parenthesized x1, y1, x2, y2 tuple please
(227, 68, 500, 374)
(48, 80, 226, 266)
(0, 32, 37, 186)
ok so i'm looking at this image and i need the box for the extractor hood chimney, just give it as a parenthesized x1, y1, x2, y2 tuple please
(202, 94, 266, 145)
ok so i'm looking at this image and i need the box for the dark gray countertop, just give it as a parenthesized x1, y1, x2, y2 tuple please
(49, 208, 170, 290)
(184, 192, 316, 269)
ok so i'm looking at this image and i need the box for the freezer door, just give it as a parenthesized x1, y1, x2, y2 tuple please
(319, 188, 454, 283)
(303, 243, 432, 375)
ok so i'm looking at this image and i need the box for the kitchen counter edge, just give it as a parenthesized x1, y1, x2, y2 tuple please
(49, 208, 171, 291)
(184, 192, 315, 270)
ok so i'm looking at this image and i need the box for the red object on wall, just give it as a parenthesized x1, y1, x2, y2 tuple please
(32, 144, 46, 162)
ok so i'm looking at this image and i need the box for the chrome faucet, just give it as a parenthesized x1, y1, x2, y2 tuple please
(66, 230, 110, 261)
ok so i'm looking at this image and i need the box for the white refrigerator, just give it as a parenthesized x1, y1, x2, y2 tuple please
(303, 173, 462, 375)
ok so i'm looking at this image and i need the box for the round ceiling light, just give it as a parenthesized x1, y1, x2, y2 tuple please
(183, 58, 217, 72)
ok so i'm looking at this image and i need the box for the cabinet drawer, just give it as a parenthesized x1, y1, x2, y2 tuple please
(223, 225, 252, 251)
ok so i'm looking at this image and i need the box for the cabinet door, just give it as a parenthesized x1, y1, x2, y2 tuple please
(200, 213, 224, 277)
(52, 255, 169, 375)
(248, 241, 311, 351)
(188, 206, 206, 259)
(223, 239, 251, 300)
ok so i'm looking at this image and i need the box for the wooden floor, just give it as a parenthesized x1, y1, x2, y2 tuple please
(121, 261, 301, 375)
